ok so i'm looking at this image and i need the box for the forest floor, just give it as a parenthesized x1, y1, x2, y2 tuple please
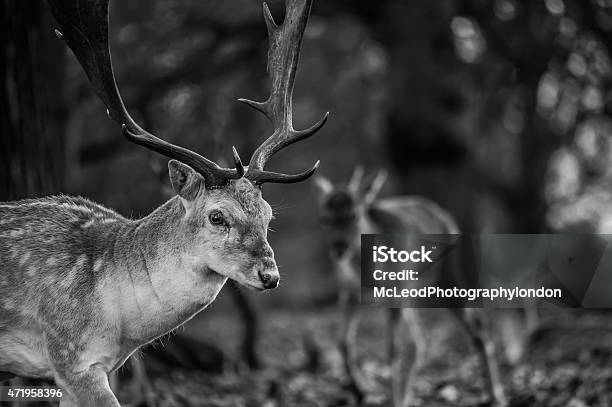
(129, 307, 612, 407)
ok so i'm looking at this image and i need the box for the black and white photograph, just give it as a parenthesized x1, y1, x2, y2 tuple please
(2, 0, 612, 406)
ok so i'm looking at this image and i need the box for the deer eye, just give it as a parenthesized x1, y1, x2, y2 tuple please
(208, 210, 226, 226)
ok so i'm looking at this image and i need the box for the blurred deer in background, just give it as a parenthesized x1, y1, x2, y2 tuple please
(0, 0, 327, 405)
(313, 167, 507, 407)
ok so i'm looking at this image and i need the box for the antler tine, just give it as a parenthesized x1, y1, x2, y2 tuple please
(47, 0, 240, 188)
(255, 160, 320, 184)
(232, 146, 245, 177)
(240, 0, 328, 185)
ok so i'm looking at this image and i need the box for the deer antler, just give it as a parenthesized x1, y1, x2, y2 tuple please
(48, 0, 326, 188)
(239, 0, 329, 185)
(47, 0, 242, 188)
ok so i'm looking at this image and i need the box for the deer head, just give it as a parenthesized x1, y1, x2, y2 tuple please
(48, 0, 328, 290)
(313, 167, 387, 260)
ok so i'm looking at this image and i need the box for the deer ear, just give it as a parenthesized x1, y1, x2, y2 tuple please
(312, 176, 333, 199)
(362, 170, 388, 205)
(168, 160, 203, 201)
(348, 165, 365, 194)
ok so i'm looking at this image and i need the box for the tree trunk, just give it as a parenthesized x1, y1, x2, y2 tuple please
(0, 0, 66, 201)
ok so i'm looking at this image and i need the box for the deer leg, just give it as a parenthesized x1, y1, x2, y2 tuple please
(110, 357, 151, 407)
(338, 296, 363, 400)
(525, 302, 540, 335)
(495, 309, 524, 365)
(6, 377, 24, 407)
(54, 365, 119, 407)
(454, 309, 507, 407)
(387, 307, 401, 365)
(393, 308, 426, 407)
(228, 281, 261, 369)
(128, 357, 155, 407)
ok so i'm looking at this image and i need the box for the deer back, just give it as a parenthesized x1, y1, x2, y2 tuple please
(367, 195, 460, 235)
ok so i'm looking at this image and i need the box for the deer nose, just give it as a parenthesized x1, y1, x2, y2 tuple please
(258, 269, 279, 289)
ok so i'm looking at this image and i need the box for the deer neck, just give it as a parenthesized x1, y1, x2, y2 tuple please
(107, 196, 227, 344)
(358, 209, 379, 235)
(333, 210, 379, 273)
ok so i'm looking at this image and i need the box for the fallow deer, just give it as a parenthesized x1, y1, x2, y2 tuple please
(0, 0, 328, 405)
(107, 159, 264, 406)
(313, 168, 507, 407)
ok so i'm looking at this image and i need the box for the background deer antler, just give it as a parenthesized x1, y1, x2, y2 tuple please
(239, 0, 329, 185)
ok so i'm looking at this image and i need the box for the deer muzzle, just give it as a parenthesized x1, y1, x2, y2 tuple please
(257, 257, 279, 289)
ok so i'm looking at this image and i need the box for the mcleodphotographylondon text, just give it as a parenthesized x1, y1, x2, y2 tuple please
(373, 286, 562, 301)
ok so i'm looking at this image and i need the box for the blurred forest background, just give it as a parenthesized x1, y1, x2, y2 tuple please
(4, 0, 612, 305)
(4, 0, 612, 405)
